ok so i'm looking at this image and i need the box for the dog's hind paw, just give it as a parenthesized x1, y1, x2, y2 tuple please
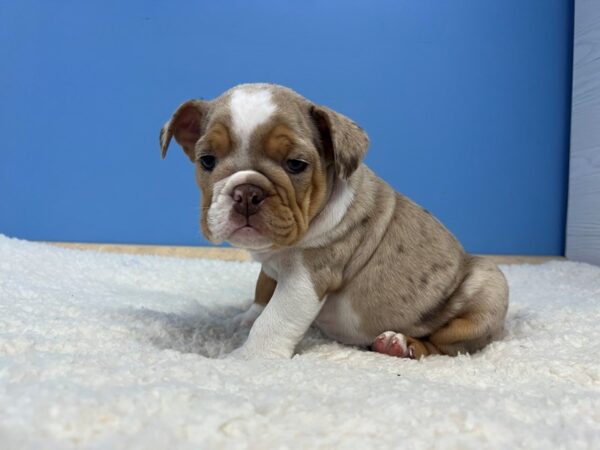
(372, 331, 415, 358)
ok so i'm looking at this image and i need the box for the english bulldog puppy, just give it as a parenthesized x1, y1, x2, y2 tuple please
(160, 83, 509, 360)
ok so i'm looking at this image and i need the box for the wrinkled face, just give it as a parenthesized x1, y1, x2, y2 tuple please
(160, 84, 368, 250)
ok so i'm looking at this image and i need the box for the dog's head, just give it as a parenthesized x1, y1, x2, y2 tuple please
(160, 84, 368, 250)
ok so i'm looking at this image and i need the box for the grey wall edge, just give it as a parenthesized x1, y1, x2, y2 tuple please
(566, 0, 600, 266)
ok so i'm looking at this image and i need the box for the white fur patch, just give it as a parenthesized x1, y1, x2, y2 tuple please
(228, 253, 323, 359)
(206, 177, 235, 243)
(229, 87, 276, 154)
(315, 292, 371, 346)
(299, 179, 355, 247)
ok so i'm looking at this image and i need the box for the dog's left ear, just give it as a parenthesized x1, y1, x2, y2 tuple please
(160, 100, 209, 162)
(310, 105, 369, 179)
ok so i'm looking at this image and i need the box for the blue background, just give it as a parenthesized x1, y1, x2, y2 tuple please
(0, 1, 573, 254)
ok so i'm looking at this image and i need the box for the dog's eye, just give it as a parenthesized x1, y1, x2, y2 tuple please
(199, 155, 216, 171)
(285, 159, 308, 174)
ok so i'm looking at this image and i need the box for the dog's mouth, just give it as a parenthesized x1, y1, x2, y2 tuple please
(231, 222, 264, 239)
(232, 214, 261, 232)
(234, 223, 259, 233)
(228, 223, 272, 250)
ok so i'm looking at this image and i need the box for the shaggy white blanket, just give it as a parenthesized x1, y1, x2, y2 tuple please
(0, 235, 599, 449)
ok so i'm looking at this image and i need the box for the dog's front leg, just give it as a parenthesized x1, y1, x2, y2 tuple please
(229, 263, 323, 359)
(231, 269, 276, 327)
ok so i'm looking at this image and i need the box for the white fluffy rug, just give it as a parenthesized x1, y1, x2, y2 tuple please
(1, 235, 599, 449)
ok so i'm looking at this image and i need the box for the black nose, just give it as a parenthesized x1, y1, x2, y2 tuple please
(231, 184, 266, 217)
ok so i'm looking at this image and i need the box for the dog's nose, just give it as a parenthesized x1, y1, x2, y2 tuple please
(231, 184, 266, 216)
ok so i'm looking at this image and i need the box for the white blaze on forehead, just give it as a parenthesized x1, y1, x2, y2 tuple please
(229, 88, 277, 150)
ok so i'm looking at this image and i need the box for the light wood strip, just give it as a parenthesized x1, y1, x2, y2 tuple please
(45, 242, 563, 265)
(48, 242, 252, 261)
(482, 255, 565, 265)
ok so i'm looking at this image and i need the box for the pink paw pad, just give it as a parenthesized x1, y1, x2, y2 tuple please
(372, 331, 413, 358)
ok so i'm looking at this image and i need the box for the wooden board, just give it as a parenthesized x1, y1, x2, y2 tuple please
(566, 0, 600, 266)
(49, 242, 252, 261)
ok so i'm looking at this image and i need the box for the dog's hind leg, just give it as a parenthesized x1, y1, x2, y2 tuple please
(373, 256, 509, 358)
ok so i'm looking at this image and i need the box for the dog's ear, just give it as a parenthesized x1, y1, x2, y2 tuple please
(310, 105, 369, 179)
(160, 100, 209, 162)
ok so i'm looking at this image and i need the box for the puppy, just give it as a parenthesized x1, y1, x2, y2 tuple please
(160, 83, 509, 359)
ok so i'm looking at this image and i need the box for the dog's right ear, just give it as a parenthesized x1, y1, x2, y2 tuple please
(309, 105, 369, 180)
(160, 100, 209, 162)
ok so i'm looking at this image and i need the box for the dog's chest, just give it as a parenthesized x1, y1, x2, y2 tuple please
(256, 254, 371, 346)
(315, 293, 372, 346)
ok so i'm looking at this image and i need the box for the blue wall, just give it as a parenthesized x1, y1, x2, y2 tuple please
(0, 1, 573, 254)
